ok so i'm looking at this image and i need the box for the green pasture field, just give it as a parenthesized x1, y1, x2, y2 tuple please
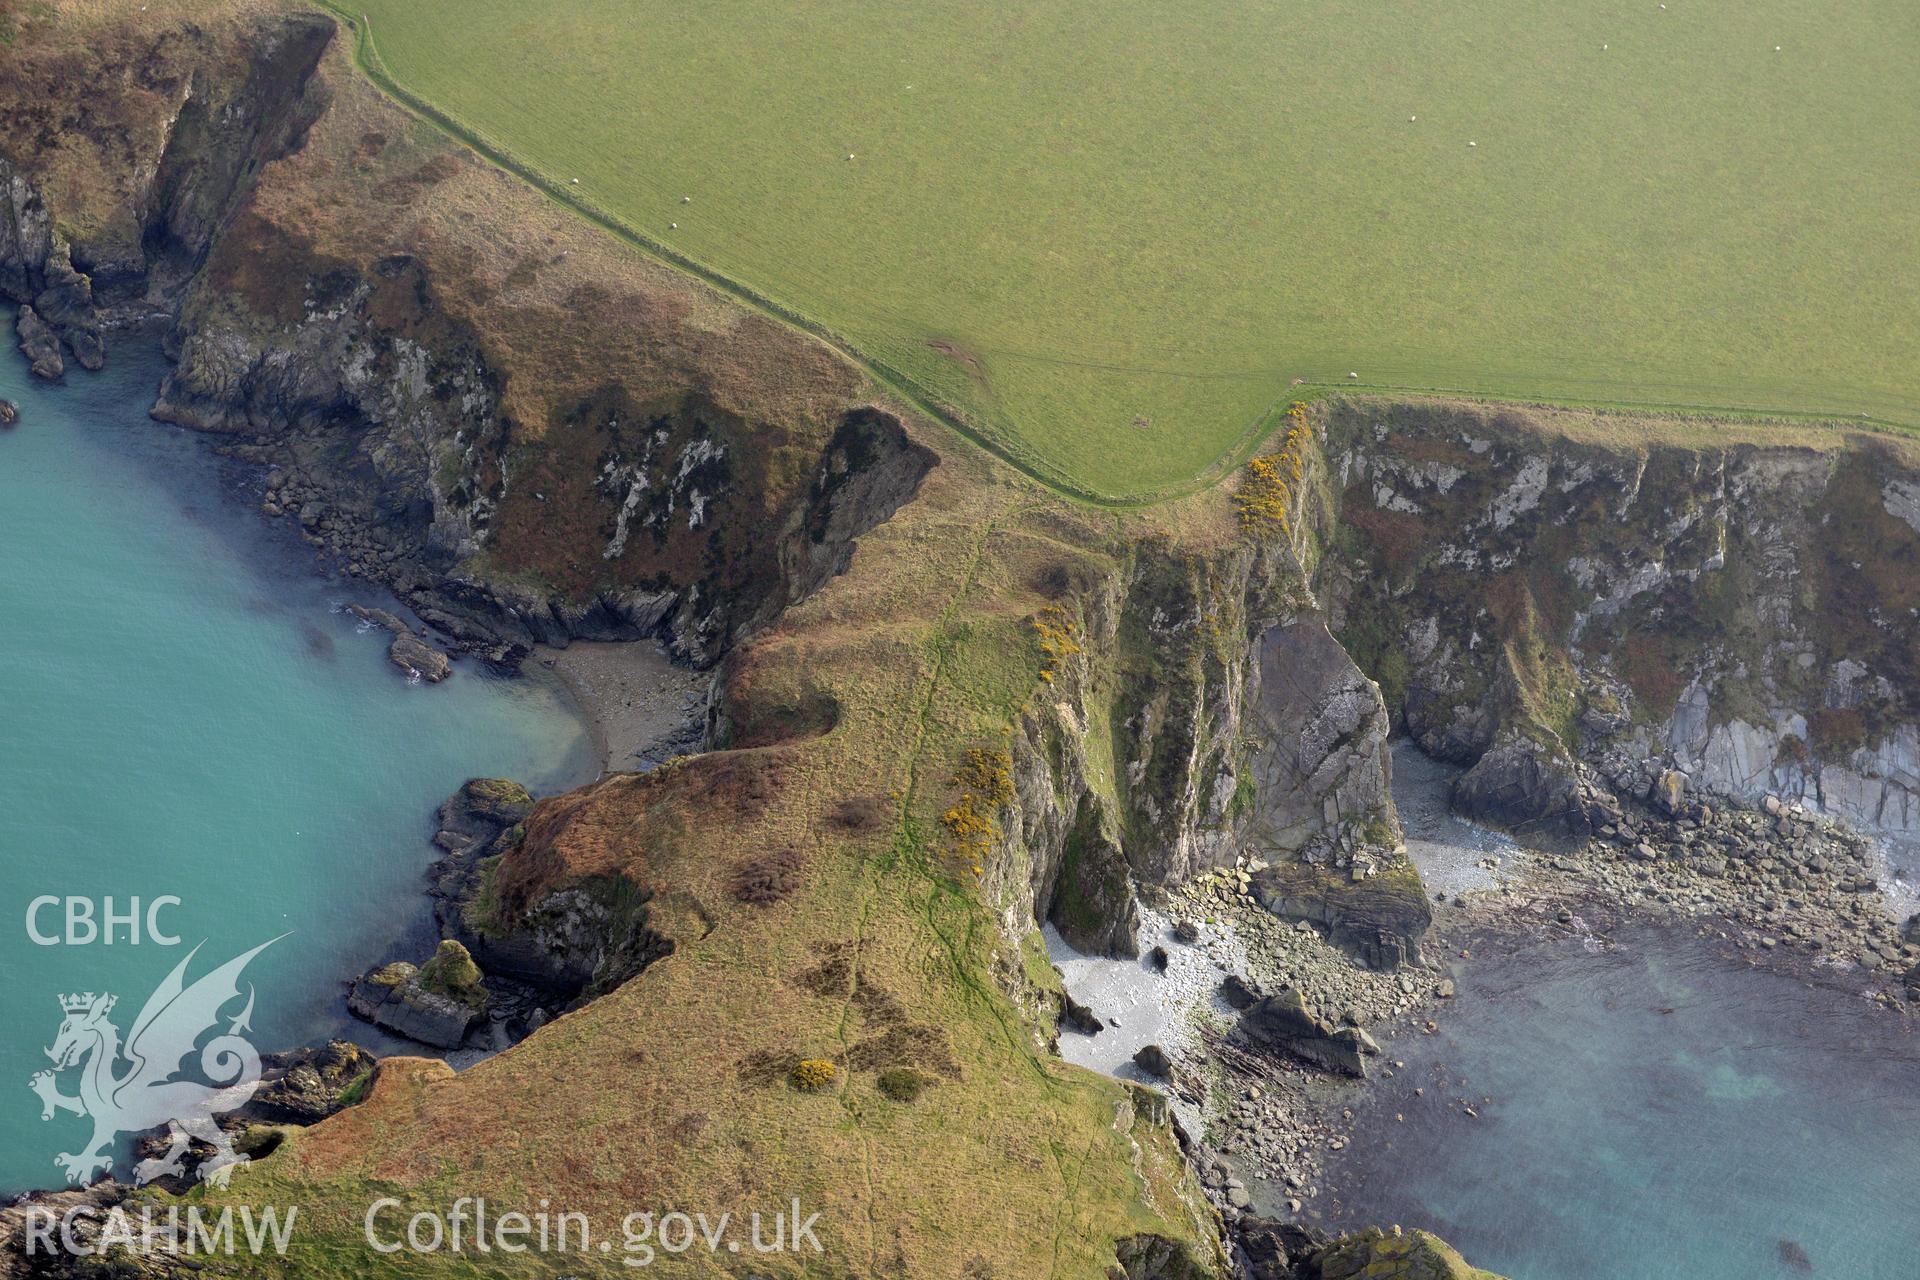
(338, 0, 1920, 500)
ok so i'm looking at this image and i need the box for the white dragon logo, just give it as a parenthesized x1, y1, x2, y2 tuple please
(27, 938, 280, 1188)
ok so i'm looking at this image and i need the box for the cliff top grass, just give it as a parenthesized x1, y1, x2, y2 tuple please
(329, 0, 1916, 500)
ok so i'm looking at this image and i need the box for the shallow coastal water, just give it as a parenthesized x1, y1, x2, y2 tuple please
(1321, 924, 1920, 1279)
(0, 331, 594, 1193)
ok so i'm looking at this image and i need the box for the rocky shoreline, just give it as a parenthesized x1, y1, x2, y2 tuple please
(1045, 752, 1920, 1278)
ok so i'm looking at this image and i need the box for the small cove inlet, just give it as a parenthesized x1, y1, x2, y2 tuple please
(0, 326, 594, 1194)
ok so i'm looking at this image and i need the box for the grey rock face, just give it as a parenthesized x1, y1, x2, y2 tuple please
(1320, 401, 1920, 848)
(1235, 987, 1377, 1076)
(347, 964, 483, 1049)
(1241, 617, 1394, 860)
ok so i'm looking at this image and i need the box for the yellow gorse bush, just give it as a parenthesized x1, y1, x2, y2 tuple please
(1235, 401, 1311, 530)
(942, 746, 1015, 871)
(791, 1059, 837, 1090)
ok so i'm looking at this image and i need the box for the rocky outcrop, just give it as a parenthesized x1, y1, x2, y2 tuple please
(1309, 1227, 1506, 1280)
(241, 1040, 375, 1124)
(0, 14, 334, 375)
(348, 603, 452, 682)
(4, 12, 933, 673)
(1234, 986, 1379, 1076)
(1249, 860, 1431, 970)
(1451, 730, 1619, 849)
(435, 775, 683, 996)
(0, 398, 16, 426)
(348, 942, 489, 1049)
(139, 15, 338, 291)
(15, 303, 61, 378)
(979, 430, 1433, 970)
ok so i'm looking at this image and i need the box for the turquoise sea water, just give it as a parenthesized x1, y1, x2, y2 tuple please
(0, 326, 594, 1194)
(1323, 924, 1920, 1279)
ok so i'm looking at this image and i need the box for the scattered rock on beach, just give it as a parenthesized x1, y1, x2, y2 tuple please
(1133, 1043, 1172, 1078)
(1237, 986, 1378, 1077)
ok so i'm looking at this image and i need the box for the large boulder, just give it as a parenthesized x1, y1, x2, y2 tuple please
(1452, 731, 1599, 847)
(1649, 768, 1688, 818)
(1250, 859, 1431, 970)
(1133, 1044, 1173, 1078)
(0, 398, 16, 426)
(1235, 986, 1378, 1077)
(349, 603, 452, 682)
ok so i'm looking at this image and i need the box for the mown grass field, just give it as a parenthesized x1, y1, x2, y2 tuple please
(340, 0, 1919, 498)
